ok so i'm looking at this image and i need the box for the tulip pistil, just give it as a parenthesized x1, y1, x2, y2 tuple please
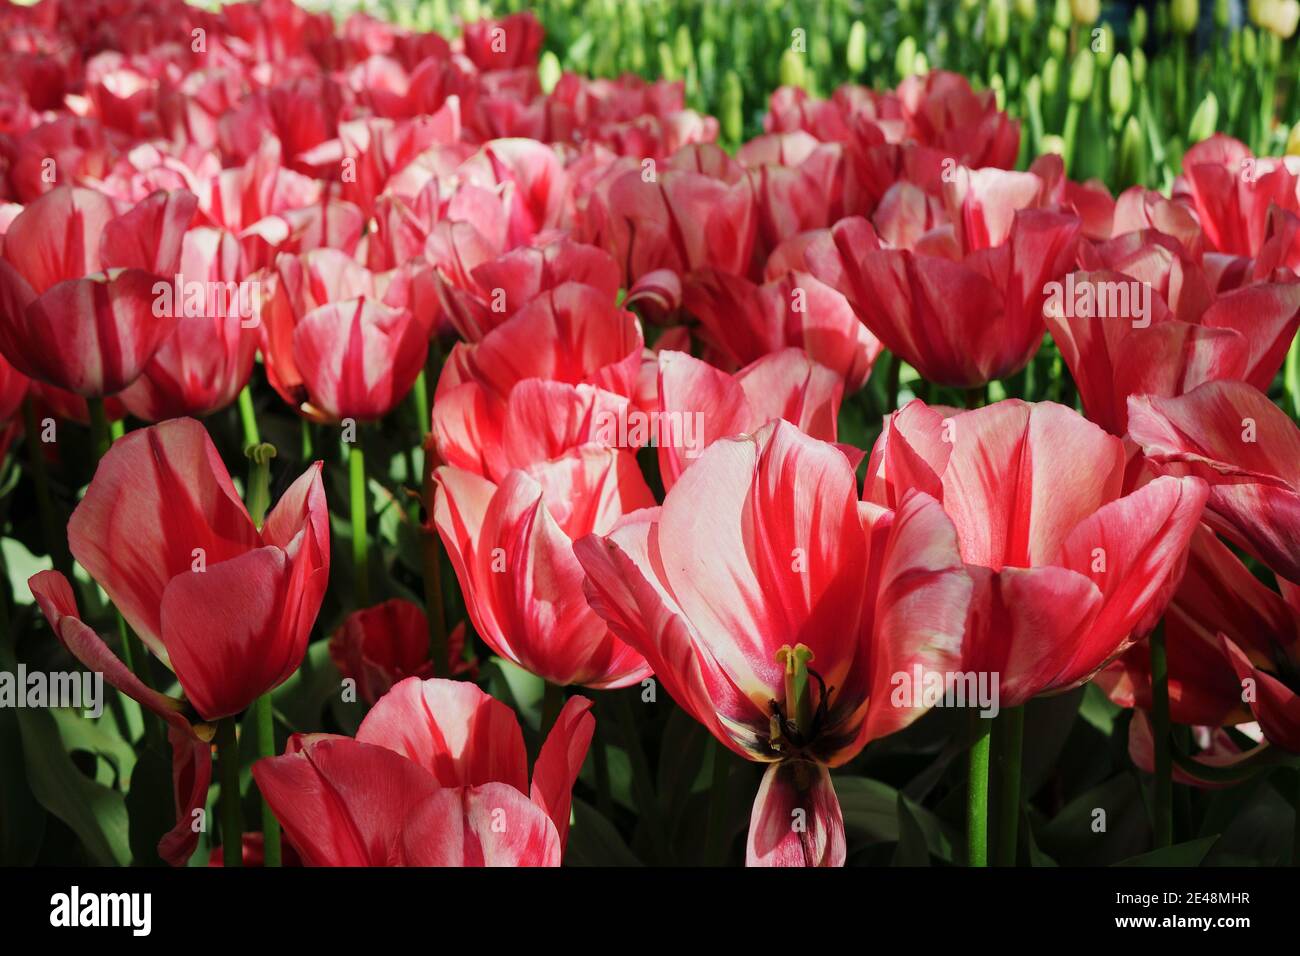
(770, 644, 831, 755)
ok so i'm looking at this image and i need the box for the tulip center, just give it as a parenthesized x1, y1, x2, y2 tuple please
(769, 643, 830, 756)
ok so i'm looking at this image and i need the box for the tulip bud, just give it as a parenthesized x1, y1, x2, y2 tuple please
(1048, 25, 1068, 57)
(1015, 0, 1037, 21)
(1214, 0, 1232, 28)
(1132, 45, 1148, 83)
(1071, 0, 1100, 25)
(1286, 121, 1300, 156)
(538, 50, 562, 95)
(1053, 0, 1072, 29)
(990, 72, 1007, 111)
(1042, 56, 1062, 97)
(1117, 114, 1147, 185)
(1187, 91, 1220, 142)
(988, 0, 1011, 46)
(779, 48, 806, 89)
(1131, 7, 1149, 45)
(847, 20, 868, 73)
(1040, 133, 1067, 155)
(673, 24, 695, 70)
(657, 42, 677, 82)
(895, 35, 918, 80)
(1253, 0, 1300, 37)
(913, 51, 930, 74)
(1172, 0, 1199, 34)
(721, 70, 743, 145)
(1243, 25, 1258, 61)
(1108, 53, 1133, 116)
(1094, 23, 1115, 69)
(1068, 47, 1095, 102)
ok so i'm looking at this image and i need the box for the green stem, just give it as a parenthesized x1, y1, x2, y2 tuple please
(22, 398, 71, 578)
(885, 351, 901, 412)
(703, 737, 731, 865)
(349, 435, 370, 607)
(301, 419, 313, 461)
(216, 717, 243, 868)
(967, 712, 992, 867)
(412, 370, 430, 440)
(994, 705, 1024, 866)
(253, 695, 280, 867)
(242, 441, 280, 865)
(1285, 331, 1300, 421)
(1149, 624, 1174, 849)
(237, 386, 260, 447)
(86, 397, 111, 460)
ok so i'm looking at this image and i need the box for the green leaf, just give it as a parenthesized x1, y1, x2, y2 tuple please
(0, 696, 45, 864)
(837, 776, 954, 862)
(125, 740, 176, 867)
(564, 798, 642, 866)
(1114, 835, 1220, 867)
(890, 793, 930, 866)
(14, 705, 131, 865)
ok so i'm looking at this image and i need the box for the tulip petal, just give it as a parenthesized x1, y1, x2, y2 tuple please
(530, 695, 595, 851)
(746, 760, 845, 867)
(355, 676, 528, 792)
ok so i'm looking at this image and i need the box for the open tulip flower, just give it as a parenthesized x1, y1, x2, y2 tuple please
(253, 677, 593, 866)
(435, 444, 656, 689)
(575, 420, 972, 865)
(1047, 236, 1300, 434)
(1099, 526, 1295, 741)
(1128, 380, 1300, 585)
(260, 247, 429, 422)
(794, 201, 1082, 389)
(866, 399, 1208, 707)
(13, 0, 1300, 884)
(0, 185, 196, 396)
(1173, 135, 1300, 258)
(431, 280, 646, 482)
(59, 417, 330, 720)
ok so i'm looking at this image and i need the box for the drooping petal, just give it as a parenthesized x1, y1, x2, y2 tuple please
(530, 695, 595, 851)
(745, 760, 845, 867)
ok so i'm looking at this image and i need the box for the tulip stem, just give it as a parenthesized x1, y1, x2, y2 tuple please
(253, 696, 280, 867)
(967, 711, 992, 867)
(21, 398, 72, 579)
(86, 397, 111, 460)
(237, 386, 260, 448)
(703, 737, 731, 865)
(216, 717, 243, 868)
(994, 705, 1024, 866)
(420, 441, 450, 676)
(1149, 624, 1174, 849)
(242, 441, 280, 865)
(1285, 332, 1300, 421)
(412, 370, 430, 442)
(349, 435, 369, 607)
(885, 351, 902, 412)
